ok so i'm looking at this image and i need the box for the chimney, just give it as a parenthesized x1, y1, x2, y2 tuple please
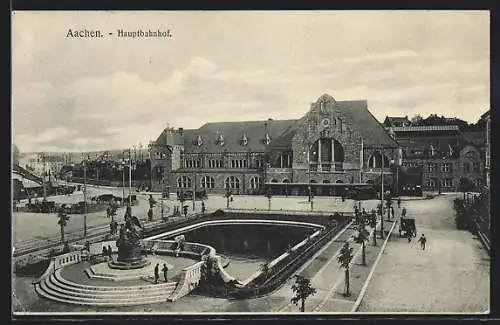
(178, 127, 184, 134)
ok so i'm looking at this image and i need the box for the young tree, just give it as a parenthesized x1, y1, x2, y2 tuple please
(57, 205, 70, 243)
(260, 261, 270, 278)
(290, 275, 317, 312)
(336, 241, 354, 297)
(356, 219, 370, 266)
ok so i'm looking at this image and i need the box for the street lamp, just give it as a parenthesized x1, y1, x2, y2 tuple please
(303, 142, 316, 210)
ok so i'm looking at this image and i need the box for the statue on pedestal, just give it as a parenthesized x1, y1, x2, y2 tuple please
(109, 206, 150, 270)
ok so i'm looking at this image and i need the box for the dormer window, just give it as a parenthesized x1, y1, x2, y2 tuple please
(196, 135, 203, 147)
(264, 133, 271, 145)
(217, 134, 225, 147)
(241, 133, 248, 146)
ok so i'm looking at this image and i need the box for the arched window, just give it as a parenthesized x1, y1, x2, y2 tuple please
(282, 178, 290, 183)
(335, 180, 344, 183)
(323, 180, 330, 184)
(368, 151, 390, 168)
(271, 179, 278, 183)
(310, 180, 317, 183)
(250, 177, 262, 189)
(473, 179, 482, 188)
(177, 176, 192, 188)
(200, 176, 215, 189)
(225, 176, 240, 189)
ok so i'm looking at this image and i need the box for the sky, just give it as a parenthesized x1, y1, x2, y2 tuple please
(12, 11, 489, 153)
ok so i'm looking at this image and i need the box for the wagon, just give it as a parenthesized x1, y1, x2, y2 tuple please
(399, 218, 416, 237)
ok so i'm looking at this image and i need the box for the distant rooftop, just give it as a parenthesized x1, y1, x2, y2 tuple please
(388, 125, 460, 132)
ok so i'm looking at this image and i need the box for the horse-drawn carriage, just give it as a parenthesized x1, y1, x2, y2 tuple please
(399, 218, 417, 237)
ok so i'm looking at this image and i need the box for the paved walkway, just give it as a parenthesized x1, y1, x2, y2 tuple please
(358, 195, 490, 313)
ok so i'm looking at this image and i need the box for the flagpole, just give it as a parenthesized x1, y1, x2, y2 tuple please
(128, 148, 132, 206)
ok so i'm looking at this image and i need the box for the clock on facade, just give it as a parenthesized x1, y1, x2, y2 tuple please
(321, 118, 330, 128)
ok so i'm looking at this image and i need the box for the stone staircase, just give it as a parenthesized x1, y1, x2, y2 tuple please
(34, 268, 178, 306)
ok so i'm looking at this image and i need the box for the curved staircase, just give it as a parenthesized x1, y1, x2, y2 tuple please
(34, 269, 178, 306)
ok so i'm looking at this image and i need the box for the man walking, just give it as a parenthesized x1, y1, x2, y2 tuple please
(402, 207, 407, 218)
(397, 197, 401, 209)
(418, 234, 427, 250)
(162, 263, 169, 282)
(154, 263, 160, 284)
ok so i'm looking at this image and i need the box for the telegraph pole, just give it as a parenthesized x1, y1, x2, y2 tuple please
(83, 157, 88, 239)
(42, 153, 47, 202)
(128, 148, 132, 206)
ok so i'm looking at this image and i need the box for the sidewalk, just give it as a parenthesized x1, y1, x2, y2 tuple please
(357, 195, 490, 313)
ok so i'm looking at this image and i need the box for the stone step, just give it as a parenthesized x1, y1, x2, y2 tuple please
(38, 280, 172, 305)
(55, 269, 177, 291)
(48, 274, 176, 298)
(84, 267, 162, 282)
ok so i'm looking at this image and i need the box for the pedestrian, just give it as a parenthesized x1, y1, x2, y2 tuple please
(402, 207, 407, 218)
(407, 231, 412, 243)
(162, 263, 169, 282)
(391, 206, 395, 219)
(148, 208, 153, 221)
(201, 201, 206, 214)
(397, 197, 401, 209)
(107, 245, 112, 258)
(102, 246, 108, 258)
(418, 234, 427, 250)
(154, 263, 159, 284)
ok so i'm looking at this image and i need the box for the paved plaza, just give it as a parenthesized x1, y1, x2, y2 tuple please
(12, 187, 489, 314)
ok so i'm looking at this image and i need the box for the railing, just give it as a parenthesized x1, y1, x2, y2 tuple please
(240, 229, 323, 286)
(53, 251, 83, 270)
(168, 260, 204, 302)
(142, 240, 216, 259)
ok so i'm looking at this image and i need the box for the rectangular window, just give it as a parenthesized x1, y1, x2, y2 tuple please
(426, 178, 437, 188)
(463, 162, 471, 173)
(427, 163, 437, 172)
(243, 160, 248, 168)
(473, 163, 480, 172)
(441, 163, 452, 173)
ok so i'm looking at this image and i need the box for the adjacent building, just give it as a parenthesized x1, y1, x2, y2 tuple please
(384, 117, 486, 192)
(150, 94, 399, 196)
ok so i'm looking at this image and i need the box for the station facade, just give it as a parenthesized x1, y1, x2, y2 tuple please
(150, 94, 399, 196)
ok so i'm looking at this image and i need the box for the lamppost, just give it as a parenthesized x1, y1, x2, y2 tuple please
(41, 152, 47, 202)
(121, 158, 126, 206)
(303, 142, 316, 211)
(128, 148, 132, 207)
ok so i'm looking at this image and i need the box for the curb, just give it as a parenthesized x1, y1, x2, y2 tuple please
(350, 218, 398, 312)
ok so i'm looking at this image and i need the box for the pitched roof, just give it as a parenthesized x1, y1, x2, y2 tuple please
(384, 116, 410, 127)
(182, 119, 298, 153)
(271, 99, 398, 149)
(390, 125, 460, 132)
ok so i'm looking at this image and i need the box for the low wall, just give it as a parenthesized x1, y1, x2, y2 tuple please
(53, 251, 83, 270)
(168, 261, 204, 302)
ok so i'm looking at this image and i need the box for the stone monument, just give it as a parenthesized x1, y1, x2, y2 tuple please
(108, 206, 151, 270)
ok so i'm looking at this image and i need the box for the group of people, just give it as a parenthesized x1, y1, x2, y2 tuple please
(153, 263, 169, 283)
(102, 245, 113, 260)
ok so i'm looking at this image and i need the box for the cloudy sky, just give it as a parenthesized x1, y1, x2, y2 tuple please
(12, 11, 489, 153)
